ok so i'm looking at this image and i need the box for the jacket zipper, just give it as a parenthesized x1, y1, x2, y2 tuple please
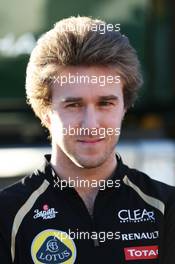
(90, 212, 100, 247)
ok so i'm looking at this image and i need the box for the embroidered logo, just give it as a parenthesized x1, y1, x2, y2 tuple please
(124, 245, 158, 260)
(118, 208, 155, 223)
(31, 229, 76, 263)
(33, 205, 58, 220)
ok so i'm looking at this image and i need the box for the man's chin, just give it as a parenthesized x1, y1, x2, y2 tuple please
(69, 154, 109, 169)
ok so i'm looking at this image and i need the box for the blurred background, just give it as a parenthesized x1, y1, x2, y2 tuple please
(0, 0, 175, 189)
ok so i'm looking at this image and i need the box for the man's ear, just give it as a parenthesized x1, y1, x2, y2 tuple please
(41, 111, 51, 128)
(122, 108, 127, 120)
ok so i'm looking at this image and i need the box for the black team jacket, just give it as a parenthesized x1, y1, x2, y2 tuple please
(0, 154, 175, 264)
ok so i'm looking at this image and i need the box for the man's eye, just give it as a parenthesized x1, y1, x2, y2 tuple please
(99, 101, 113, 106)
(66, 103, 82, 108)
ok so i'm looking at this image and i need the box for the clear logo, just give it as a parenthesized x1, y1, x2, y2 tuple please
(118, 208, 155, 223)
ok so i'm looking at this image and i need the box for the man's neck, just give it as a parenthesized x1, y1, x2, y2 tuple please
(50, 150, 117, 215)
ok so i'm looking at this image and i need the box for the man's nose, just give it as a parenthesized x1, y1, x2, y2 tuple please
(81, 105, 99, 130)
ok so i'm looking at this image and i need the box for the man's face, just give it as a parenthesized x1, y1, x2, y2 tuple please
(45, 66, 125, 168)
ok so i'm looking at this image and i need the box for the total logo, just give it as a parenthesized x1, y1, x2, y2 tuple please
(31, 229, 76, 263)
(33, 205, 58, 220)
(118, 208, 155, 223)
(124, 245, 158, 260)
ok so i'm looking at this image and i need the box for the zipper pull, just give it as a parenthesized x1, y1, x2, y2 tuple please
(93, 237, 100, 247)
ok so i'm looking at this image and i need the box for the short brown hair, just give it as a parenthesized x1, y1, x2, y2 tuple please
(25, 16, 143, 126)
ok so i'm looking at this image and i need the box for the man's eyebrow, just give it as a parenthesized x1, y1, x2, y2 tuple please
(98, 95, 119, 101)
(60, 95, 119, 103)
(61, 97, 83, 103)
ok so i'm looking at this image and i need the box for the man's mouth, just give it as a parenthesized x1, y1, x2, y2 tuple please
(77, 138, 105, 144)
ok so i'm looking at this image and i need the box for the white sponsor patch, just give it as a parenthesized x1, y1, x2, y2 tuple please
(121, 231, 159, 241)
(118, 208, 155, 223)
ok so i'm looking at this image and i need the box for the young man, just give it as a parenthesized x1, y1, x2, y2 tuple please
(0, 16, 174, 264)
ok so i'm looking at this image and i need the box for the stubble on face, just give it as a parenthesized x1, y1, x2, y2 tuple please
(48, 65, 125, 169)
(61, 133, 119, 169)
